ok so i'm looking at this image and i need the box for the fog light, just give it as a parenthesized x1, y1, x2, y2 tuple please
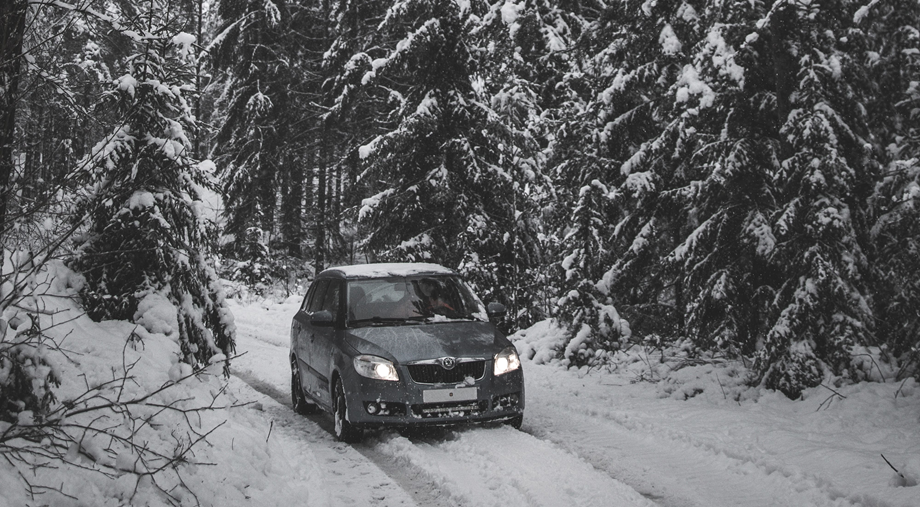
(366, 402, 379, 415)
(492, 393, 521, 409)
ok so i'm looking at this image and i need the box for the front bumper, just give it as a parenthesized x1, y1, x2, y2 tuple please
(341, 362, 524, 429)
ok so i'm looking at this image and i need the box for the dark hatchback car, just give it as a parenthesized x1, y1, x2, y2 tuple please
(289, 263, 524, 441)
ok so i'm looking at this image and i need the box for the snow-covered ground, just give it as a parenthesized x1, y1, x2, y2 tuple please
(3, 270, 919, 506)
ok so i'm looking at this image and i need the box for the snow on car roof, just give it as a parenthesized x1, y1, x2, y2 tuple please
(323, 263, 456, 278)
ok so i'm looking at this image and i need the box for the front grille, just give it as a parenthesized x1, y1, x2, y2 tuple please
(407, 361, 486, 384)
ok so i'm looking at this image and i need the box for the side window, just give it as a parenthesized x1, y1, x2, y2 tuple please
(307, 280, 329, 313)
(322, 281, 342, 319)
(300, 283, 316, 312)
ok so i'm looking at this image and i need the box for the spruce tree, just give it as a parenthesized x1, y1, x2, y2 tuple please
(357, 0, 490, 264)
(863, 0, 920, 372)
(72, 7, 234, 366)
(355, 0, 543, 326)
(550, 0, 690, 360)
(625, 2, 780, 358)
(751, 0, 877, 397)
(210, 0, 304, 260)
(455, 0, 561, 330)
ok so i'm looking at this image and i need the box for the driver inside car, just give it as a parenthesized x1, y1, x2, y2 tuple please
(418, 278, 455, 315)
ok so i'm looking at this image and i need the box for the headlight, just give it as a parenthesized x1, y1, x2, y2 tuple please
(354, 355, 399, 381)
(493, 347, 521, 376)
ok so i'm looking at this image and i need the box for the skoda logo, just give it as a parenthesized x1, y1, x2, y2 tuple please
(440, 357, 457, 370)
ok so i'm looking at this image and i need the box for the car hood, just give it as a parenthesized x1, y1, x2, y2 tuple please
(343, 321, 508, 363)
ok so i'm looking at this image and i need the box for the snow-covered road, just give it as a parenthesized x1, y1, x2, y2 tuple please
(228, 297, 920, 507)
(229, 299, 654, 507)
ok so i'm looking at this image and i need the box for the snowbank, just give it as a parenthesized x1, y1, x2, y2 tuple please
(512, 319, 920, 506)
(0, 263, 325, 507)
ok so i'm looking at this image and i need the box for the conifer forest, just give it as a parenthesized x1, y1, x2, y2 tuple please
(2, 0, 919, 400)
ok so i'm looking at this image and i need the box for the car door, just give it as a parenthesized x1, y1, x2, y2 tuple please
(309, 279, 342, 407)
(293, 279, 328, 402)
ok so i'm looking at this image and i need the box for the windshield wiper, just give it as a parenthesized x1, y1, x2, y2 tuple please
(421, 314, 478, 324)
(350, 316, 424, 327)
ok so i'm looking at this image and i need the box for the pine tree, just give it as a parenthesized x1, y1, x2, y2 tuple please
(210, 0, 303, 260)
(357, 0, 487, 264)
(863, 0, 920, 373)
(751, 0, 877, 397)
(0, 0, 29, 241)
(355, 0, 543, 326)
(549, 0, 691, 360)
(72, 7, 234, 367)
(453, 0, 562, 330)
(624, 2, 781, 358)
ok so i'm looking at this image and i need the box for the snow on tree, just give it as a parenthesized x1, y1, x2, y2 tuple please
(862, 0, 920, 374)
(353, 0, 546, 330)
(0, 0, 28, 239)
(72, 8, 234, 367)
(613, 2, 782, 359)
(750, 0, 877, 397)
(357, 0, 493, 264)
(454, 0, 565, 330)
(210, 0, 285, 255)
(548, 0, 690, 362)
(210, 0, 309, 262)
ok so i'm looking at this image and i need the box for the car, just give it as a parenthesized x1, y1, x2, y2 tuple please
(289, 262, 524, 442)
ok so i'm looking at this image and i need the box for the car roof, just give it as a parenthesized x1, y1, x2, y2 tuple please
(318, 263, 456, 280)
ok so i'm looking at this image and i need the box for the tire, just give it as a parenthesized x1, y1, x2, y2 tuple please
(291, 359, 317, 415)
(333, 380, 362, 443)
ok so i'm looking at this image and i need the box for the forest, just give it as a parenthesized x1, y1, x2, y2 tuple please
(1, 0, 919, 418)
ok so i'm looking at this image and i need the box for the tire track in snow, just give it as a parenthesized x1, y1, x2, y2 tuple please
(233, 316, 654, 507)
(232, 326, 455, 507)
(232, 370, 423, 507)
(370, 427, 657, 507)
(526, 395, 867, 507)
(231, 301, 654, 506)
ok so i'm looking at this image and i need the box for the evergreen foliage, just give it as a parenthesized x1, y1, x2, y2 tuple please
(550, 0, 689, 363)
(356, 0, 495, 263)
(210, 0, 299, 256)
(7, 0, 920, 398)
(751, 0, 877, 397)
(864, 0, 920, 374)
(71, 8, 234, 366)
(350, 0, 547, 331)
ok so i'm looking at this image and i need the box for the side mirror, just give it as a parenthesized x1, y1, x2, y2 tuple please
(486, 302, 506, 319)
(311, 310, 334, 327)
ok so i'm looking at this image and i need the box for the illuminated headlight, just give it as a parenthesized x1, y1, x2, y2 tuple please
(354, 355, 399, 381)
(493, 347, 521, 376)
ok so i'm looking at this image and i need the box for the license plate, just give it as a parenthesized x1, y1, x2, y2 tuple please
(423, 387, 477, 403)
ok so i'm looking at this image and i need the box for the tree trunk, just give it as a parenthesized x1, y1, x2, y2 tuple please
(314, 140, 327, 273)
(770, 3, 797, 144)
(281, 152, 304, 257)
(0, 0, 28, 244)
(194, 0, 203, 159)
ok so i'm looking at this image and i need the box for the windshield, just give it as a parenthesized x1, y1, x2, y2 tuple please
(346, 275, 487, 326)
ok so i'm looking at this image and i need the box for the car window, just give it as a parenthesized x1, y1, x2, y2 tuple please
(322, 280, 342, 319)
(347, 278, 421, 322)
(307, 279, 329, 313)
(411, 276, 486, 320)
(300, 283, 316, 312)
(346, 275, 486, 325)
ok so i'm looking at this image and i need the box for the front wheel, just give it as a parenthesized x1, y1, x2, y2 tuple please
(333, 380, 362, 443)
